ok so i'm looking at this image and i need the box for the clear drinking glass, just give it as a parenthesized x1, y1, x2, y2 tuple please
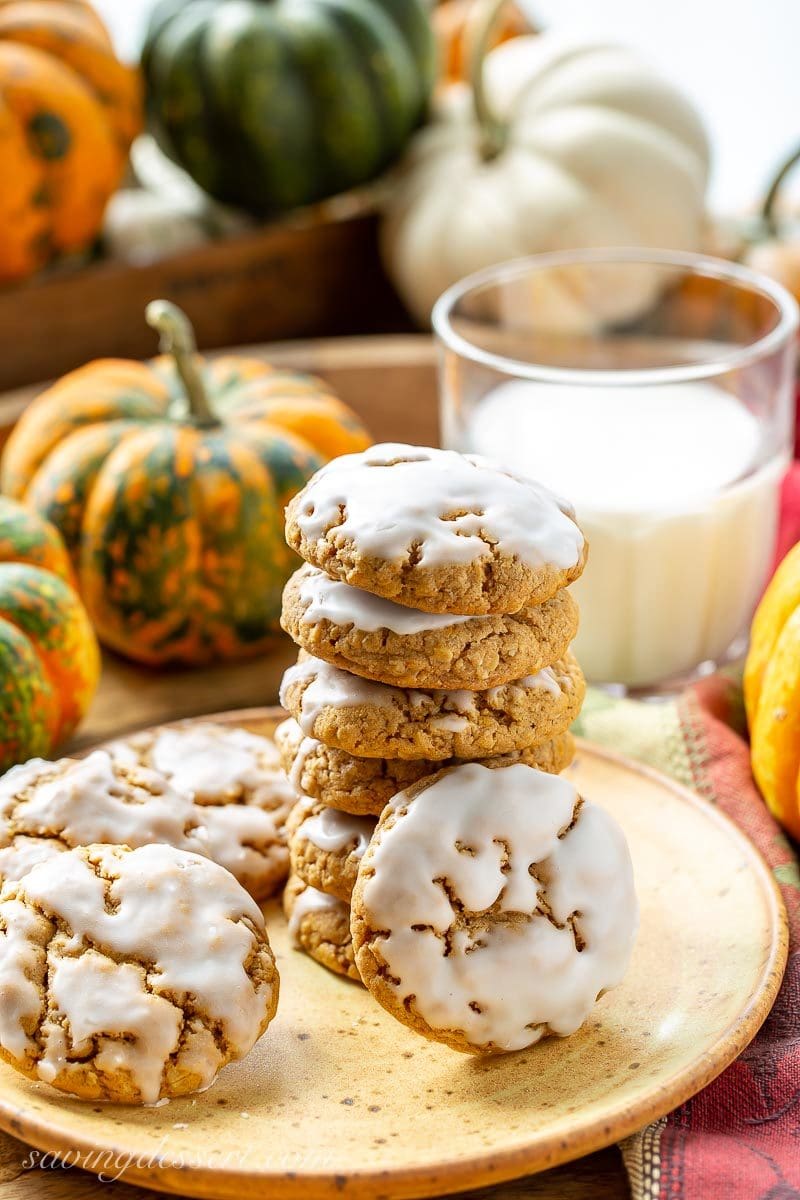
(433, 249, 799, 693)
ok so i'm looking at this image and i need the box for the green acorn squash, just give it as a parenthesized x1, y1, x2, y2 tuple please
(142, 0, 436, 215)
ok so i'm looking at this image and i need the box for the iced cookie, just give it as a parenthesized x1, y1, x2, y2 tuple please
(285, 444, 586, 614)
(0, 752, 204, 887)
(279, 652, 585, 761)
(287, 797, 375, 901)
(351, 762, 638, 1055)
(283, 873, 360, 983)
(0, 843, 279, 1103)
(281, 563, 579, 689)
(109, 723, 297, 899)
(276, 718, 575, 816)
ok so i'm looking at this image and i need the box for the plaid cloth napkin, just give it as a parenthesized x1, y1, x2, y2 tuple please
(574, 674, 800, 1199)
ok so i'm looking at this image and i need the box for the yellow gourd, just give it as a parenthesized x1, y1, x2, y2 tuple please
(744, 541, 800, 840)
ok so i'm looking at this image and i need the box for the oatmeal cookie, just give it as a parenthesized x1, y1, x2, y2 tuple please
(279, 652, 585, 761)
(109, 722, 297, 899)
(282, 873, 360, 983)
(351, 762, 638, 1054)
(285, 444, 586, 614)
(0, 752, 204, 887)
(0, 843, 279, 1103)
(275, 718, 575, 816)
(281, 563, 579, 689)
(287, 797, 375, 901)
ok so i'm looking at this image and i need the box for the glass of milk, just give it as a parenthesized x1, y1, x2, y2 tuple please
(432, 249, 799, 693)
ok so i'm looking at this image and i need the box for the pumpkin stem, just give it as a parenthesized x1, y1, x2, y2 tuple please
(468, 0, 511, 161)
(145, 300, 220, 428)
(761, 143, 800, 239)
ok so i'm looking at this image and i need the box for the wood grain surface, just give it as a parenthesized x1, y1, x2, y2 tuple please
(0, 335, 632, 1200)
(0, 200, 412, 392)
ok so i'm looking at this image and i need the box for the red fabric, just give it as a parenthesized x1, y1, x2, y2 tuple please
(777, 462, 800, 566)
(652, 677, 800, 1197)
(773, 387, 800, 564)
(649, 434, 800, 1196)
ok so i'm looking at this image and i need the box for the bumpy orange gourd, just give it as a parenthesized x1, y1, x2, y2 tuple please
(0, 301, 372, 667)
(0, 0, 142, 281)
(0, 495, 100, 771)
(745, 541, 800, 840)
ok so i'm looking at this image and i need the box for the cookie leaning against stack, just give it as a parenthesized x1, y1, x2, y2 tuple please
(278, 443, 587, 985)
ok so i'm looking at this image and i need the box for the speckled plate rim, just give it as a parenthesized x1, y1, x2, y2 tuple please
(0, 711, 789, 1200)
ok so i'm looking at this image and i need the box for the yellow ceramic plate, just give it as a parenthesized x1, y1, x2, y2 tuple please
(0, 710, 787, 1200)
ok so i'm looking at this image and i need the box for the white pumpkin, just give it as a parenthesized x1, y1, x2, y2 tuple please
(382, 4, 711, 325)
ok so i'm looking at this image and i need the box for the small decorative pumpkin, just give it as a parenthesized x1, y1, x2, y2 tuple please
(141, 0, 436, 216)
(383, 0, 711, 324)
(0, 496, 100, 771)
(0, 0, 142, 282)
(745, 541, 800, 840)
(743, 144, 800, 335)
(0, 302, 372, 667)
(432, 0, 529, 85)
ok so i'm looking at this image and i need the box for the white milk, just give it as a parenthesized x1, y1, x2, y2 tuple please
(466, 379, 786, 687)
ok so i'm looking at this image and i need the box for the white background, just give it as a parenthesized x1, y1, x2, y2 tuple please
(96, 0, 800, 212)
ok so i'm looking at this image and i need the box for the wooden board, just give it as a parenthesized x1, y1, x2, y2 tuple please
(0, 334, 439, 456)
(0, 202, 411, 393)
(0, 713, 787, 1200)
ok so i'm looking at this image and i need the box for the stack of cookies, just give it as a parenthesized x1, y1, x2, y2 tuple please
(276, 443, 588, 983)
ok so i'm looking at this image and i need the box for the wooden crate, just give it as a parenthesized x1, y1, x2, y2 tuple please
(0, 202, 411, 392)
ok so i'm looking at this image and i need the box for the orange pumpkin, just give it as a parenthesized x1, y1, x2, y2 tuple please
(0, 495, 100, 771)
(745, 540, 800, 840)
(0, 0, 142, 282)
(432, 0, 529, 84)
(0, 301, 372, 667)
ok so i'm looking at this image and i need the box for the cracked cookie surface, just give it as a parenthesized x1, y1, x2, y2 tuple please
(351, 763, 638, 1054)
(0, 752, 205, 887)
(283, 873, 361, 982)
(275, 718, 575, 816)
(285, 444, 586, 615)
(0, 843, 279, 1103)
(281, 563, 579, 689)
(109, 723, 297, 899)
(279, 652, 585, 761)
(287, 797, 375, 901)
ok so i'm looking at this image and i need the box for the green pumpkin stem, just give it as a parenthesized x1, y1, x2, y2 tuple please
(145, 300, 220, 429)
(468, 0, 511, 161)
(761, 143, 800, 238)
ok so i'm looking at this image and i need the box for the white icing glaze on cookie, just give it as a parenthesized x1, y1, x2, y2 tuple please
(281, 655, 568, 736)
(431, 715, 470, 733)
(287, 882, 348, 945)
(107, 726, 296, 897)
(360, 763, 638, 1052)
(273, 720, 318, 797)
(0, 837, 64, 883)
(486, 667, 562, 702)
(0, 759, 58, 803)
(299, 806, 375, 857)
(0, 895, 47, 1060)
(39, 953, 182, 1102)
(13, 844, 273, 1101)
(0, 752, 200, 863)
(195, 804, 286, 886)
(294, 444, 583, 570)
(296, 565, 472, 634)
(146, 725, 282, 803)
(280, 656, 395, 736)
